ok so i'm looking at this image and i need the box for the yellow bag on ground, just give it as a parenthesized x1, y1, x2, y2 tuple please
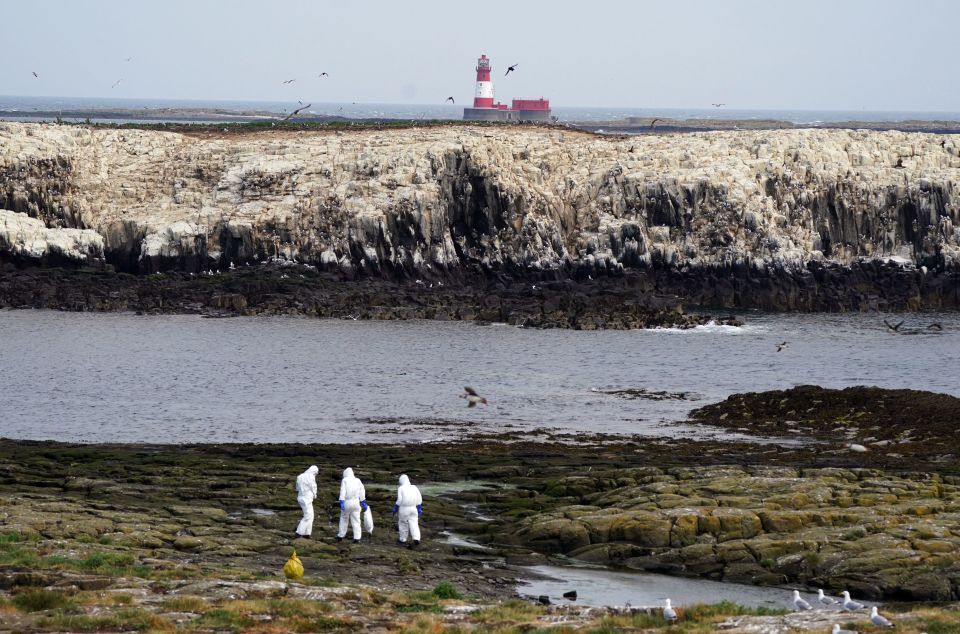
(283, 549, 304, 580)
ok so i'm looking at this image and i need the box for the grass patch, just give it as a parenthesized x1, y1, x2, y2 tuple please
(473, 599, 546, 624)
(396, 604, 444, 614)
(0, 532, 28, 543)
(41, 551, 153, 578)
(12, 589, 73, 612)
(160, 595, 208, 612)
(36, 608, 167, 632)
(192, 608, 256, 630)
(288, 615, 358, 632)
(431, 582, 461, 600)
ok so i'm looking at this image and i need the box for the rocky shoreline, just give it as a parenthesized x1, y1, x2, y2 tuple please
(2, 388, 960, 632)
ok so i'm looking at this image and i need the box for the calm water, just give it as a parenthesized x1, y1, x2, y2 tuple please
(0, 310, 956, 444)
(517, 564, 877, 609)
(2, 95, 959, 124)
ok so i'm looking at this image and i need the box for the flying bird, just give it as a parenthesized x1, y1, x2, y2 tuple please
(776, 341, 788, 352)
(712, 103, 725, 108)
(869, 606, 894, 628)
(883, 318, 904, 332)
(650, 118, 661, 128)
(124, 56, 133, 62)
(445, 96, 455, 103)
(282, 103, 312, 121)
(840, 591, 864, 612)
(32, 71, 39, 78)
(818, 589, 839, 605)
(460, 386, 488, 408)
(111, 79, 122, 89)
(282, 79, 296, 85)
(662, 598, 677, 622)
(318, 72, 329, 77)
(505, 63, 518, 76)
(792, 590, 812, 611)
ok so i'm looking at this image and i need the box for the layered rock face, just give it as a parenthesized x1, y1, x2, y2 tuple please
(1, 122, 958, 308)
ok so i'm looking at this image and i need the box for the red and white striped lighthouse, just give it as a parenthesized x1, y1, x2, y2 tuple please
(473, 54, 494, 108)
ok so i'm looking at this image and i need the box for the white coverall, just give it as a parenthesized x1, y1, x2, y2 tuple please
(337, 467, 366, 540)
(295, 465, 319, 537)
(395, 474, 423, 543)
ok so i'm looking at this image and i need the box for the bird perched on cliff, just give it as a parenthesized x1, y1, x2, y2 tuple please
(505, 63, 518, 76)
(792, 590, 813, 611)
(282, 103, 312, 121)
(776, 341, 788, 352)
(870, 606, 895, 628)
(840, 590, 864, 611)
(832, 625, 860, 634)
(461, 387, 488, 408)
(818, 589, 839, 605)
(848, 443, 868, 453)
(445, 96, 455, 103)
(883, 318, 904, 332)
(662, 598, 677, 622)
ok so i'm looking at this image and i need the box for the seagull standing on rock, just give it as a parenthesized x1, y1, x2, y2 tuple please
(662, 598, 677, 622)
(792, 590, 813, 611)
(870, 606, 895, 628)
(841, 591, 864, 611)
(848, 443, 868, 453)
(818, 589, 839, 605)
(832, 625, 860, 634)
(460, 387, 488, 408)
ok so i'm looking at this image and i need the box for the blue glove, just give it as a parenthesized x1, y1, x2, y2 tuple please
(339, 500, 345, 511)
(360, 500, 368, 511)
(392, 504, 399, 514)
(416, 504, 422, 516)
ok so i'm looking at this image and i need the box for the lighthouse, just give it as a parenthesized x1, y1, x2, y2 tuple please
(473, 54, 494, 108)
(463, 54, 552, 123)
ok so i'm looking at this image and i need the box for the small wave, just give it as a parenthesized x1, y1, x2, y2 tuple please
(653, 320, 766, 334)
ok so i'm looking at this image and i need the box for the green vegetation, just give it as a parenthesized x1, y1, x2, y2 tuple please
(12, 589, 74, 613)
(431, 582, 461, 599)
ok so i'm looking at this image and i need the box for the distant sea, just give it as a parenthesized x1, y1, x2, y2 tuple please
(2, 95, 960, 125)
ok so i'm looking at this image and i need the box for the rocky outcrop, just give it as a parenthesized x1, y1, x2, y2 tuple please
(510, 465, 960, 600)
(0, 209, 103, 265)
(1, 122, 958, 309)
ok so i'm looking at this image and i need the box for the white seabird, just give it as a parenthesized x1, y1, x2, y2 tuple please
(832, 625, 860, 634)
(662, 598, 677, 622)
(841, 590, 864, 611)
(818, 588, 839, 605)
(792, 590, 813, 611)
(870, 606, 895, 628)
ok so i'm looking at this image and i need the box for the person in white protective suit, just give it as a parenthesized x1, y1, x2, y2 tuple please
(294, 465, 319, 539)
(393, 474, 423, 548)
(337, 467, 367, 543)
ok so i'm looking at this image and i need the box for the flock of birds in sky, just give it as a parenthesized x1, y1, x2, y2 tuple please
(27, 58, 745, 117)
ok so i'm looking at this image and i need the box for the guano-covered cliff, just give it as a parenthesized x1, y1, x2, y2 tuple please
(1, 122, 959, 312)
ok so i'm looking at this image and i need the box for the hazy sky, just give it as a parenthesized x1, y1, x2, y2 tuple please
(4, 0, 958, 111)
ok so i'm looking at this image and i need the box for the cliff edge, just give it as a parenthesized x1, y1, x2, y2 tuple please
(1, 123, 958, 311)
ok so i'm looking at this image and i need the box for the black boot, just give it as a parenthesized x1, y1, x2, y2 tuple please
(336, 536, 343, 542)
(353, 538, 361, 544)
